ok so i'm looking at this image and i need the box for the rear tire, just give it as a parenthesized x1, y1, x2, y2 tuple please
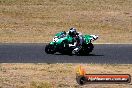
(45, 44, 55, 54)
(87, 43, 94, 52)
(79, 43, 94, 55)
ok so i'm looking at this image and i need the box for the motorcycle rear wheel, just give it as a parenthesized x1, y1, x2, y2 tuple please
(79, 43, 94, 55)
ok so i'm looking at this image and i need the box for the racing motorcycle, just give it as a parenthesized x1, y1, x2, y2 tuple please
(45, 31, 98, 55)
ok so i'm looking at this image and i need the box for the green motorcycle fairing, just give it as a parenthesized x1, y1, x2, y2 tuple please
(55, 35, 73, 45)
(83, 35, 93, 44)
(50, 32, 73, 45)
(49, 32, 65, 45)
(50, 42, 55, 45)
(55, 32, 64, 37)
(50, 32, 93, 46)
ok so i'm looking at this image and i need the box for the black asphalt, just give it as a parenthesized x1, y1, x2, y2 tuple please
(0, 44, 132, 64)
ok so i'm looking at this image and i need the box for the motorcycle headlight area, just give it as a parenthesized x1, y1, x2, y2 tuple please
(53, 37, 58, 42)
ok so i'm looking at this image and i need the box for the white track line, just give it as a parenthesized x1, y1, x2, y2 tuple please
(93, 43, 132, 44)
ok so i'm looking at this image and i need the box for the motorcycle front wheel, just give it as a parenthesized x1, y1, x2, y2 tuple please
(45, 44, 55, 54)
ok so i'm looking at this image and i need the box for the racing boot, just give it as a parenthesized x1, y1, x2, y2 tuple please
(72, 46, 82, 55)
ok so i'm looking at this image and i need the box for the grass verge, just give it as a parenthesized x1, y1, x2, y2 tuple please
(0, 0, 132, 43)
(0, 63, 132, 88)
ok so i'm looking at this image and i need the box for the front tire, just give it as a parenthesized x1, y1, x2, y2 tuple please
(45, 44, 55, 54)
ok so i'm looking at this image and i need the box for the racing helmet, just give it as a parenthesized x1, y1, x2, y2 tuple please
(68, 28, 77, 37)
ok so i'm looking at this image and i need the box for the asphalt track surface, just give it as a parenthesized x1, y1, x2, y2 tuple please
(0, 43, 132, 64)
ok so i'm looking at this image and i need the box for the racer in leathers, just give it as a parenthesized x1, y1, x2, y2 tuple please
(67, 28, 84, 54)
